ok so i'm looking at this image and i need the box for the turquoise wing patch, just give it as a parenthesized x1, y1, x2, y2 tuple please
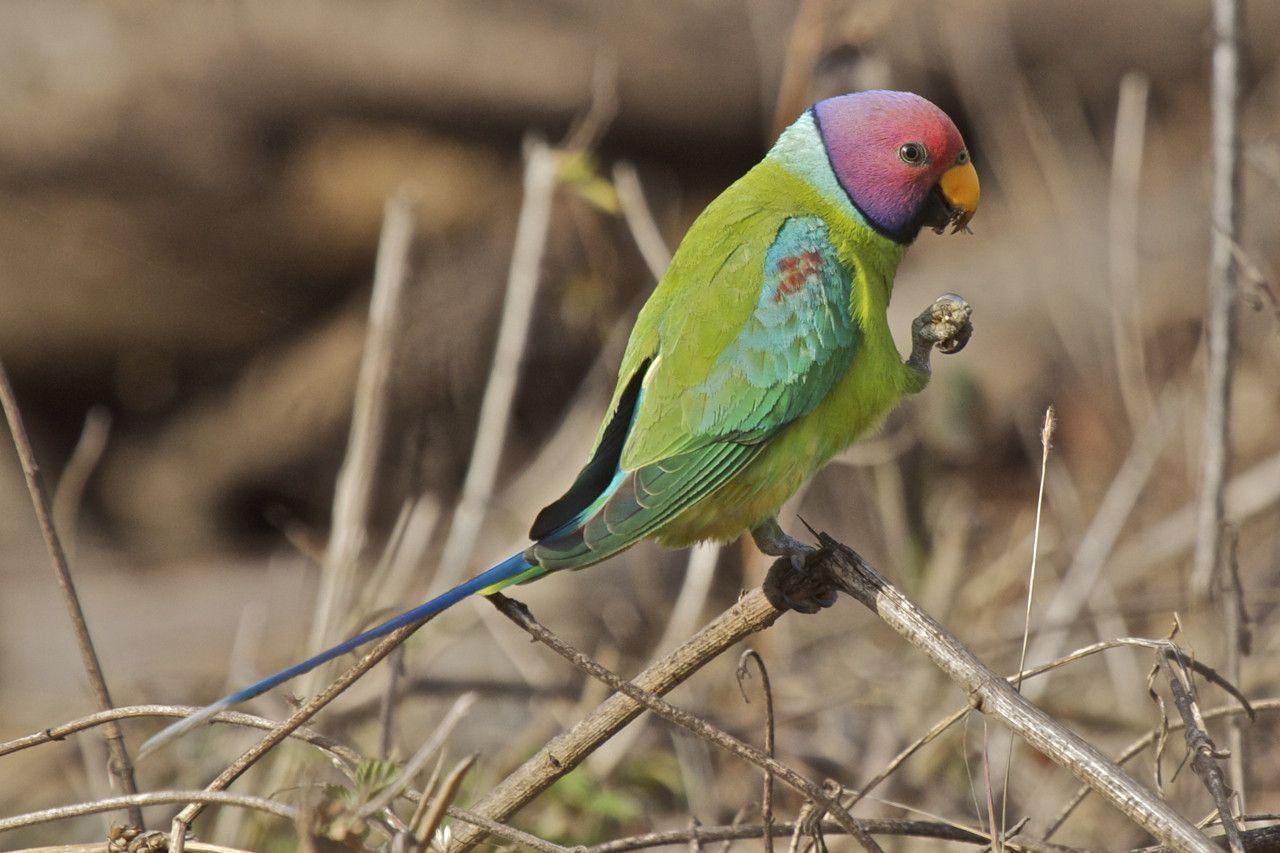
(531, 216, 858, 572)
(683, 217, 858, 442)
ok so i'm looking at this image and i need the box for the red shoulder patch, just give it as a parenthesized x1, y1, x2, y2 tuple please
(773, 250, 823, 302)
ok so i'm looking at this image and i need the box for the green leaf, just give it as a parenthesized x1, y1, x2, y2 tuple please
(353, 757, 400, 803)
(557, 151, 620, 213)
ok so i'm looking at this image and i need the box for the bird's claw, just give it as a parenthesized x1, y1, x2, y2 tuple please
(763, 544, 839, 614)
(912, 293, 973, 355)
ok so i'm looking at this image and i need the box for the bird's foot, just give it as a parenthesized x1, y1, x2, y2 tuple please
(913, 292, 972, 355)
(905, 293, 972, 380)
(762, 543, 839, 614)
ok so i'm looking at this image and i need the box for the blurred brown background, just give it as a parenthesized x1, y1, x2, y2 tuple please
(1, 1, 1279, 849)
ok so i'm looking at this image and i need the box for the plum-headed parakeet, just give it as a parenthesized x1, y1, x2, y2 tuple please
(145, 90, 979, 752)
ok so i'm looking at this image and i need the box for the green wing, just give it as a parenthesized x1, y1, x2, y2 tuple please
(531, 198, 859, 572)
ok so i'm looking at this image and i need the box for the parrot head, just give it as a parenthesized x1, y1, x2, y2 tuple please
(812, 90, 979, 243)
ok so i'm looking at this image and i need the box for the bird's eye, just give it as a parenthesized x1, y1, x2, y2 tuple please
(956, 149, 971, 165)
(898, 142, 929, 167)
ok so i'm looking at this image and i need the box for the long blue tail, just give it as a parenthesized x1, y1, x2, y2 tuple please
(139, 552, 536, 757)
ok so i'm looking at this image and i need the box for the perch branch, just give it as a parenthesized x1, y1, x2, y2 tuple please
(453, 536, 1221, 851)
(487, 593, 882, 852)
(845, 636, 1250, 814)
(0, 360, 143, 827)
(1045, 699, 1279, 839)
(447, 587, 787, 850)
(814, 534, 1217, 852)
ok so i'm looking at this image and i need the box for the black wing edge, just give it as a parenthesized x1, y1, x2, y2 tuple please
(528, 358, 652, 542)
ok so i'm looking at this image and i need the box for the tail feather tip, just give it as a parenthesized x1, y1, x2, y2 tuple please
(138, 698, 233, 759)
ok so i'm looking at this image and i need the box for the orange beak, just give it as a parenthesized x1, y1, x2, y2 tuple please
(938, 160, 980, 233)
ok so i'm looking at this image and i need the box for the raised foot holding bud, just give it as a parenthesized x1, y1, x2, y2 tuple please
(906, 292, 973, 381)
(913, 292, 973, 354)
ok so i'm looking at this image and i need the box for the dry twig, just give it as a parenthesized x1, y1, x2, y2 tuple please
(0, 791, 298, 835)
(736, 649, 776, 853)
(410, 756, 476, 851)
(1044, 700, 1279, 839)
(1160, 653, 1243, 852)
(169, 618, 432, 834)
(307, 190, 419, 666)
(448, 586, 785, 850)
(585, 818, 987, 852)
(1107, 72, 1155, 427)
(357, 693, 476, 819)
(612, 160, 672, 280)
(487, 592, 884, 853)
(1114, 450, 1280, 577)
(444, 804, 571, 853)
(51, 407, 112, 564)
(1022, 397, 1173, 703)
(0, 705, 360, 765)
(591, 542, 721, 775)
(815, 534, 1217, 851)
(1002, 407, 1055, 833)
(1221, 527, 1251, 815)
(0, 361, 142, 827)
(1192, 0, 1243, 595)
(433, 136, 558, 590)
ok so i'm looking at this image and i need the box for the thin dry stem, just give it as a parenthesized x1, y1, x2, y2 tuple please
(612, 161, 672, 280)
(411, 756, 476, 851)
(448, 586, 785, 850)
(591, 541, 720, 775)
(0, 705, 361, 765)
(1221, 527, 1250, 815)
(51, 407, 111, 564)
(1002, 406, 1055, 832)
(1107, 72, 1155, 427)
(737, 649, 776, 853)
(307, 189, 419, 666)
(172, 618, 431, 830)
(0, 360, 142, 827)
(1192, 0, 1243, 595)
(357, 693, 476, 819)
(818, 535, 1217, 851)
(1161, 654, 1243, 852)
(445, 804, 570, 853)
(487, 592, 883, 853)
(1113, 450, 1280, 576)
(844, 634, 1249, 818)
(1044, 700, 1279, 839)
(981, 719, 1002, 851)
(585, 818, 987, 852)
(1023, 396, 1173, 704)
(0, 792, 298, 835)
(433, 137, 557, 590)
